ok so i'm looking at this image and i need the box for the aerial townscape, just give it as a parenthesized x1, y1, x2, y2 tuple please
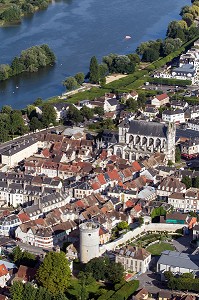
(1, 0, 199, 299)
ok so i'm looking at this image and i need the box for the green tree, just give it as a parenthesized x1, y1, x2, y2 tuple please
(192, 176, 199, 188)
(85, 257, 107, 281)
(33, 98, 43, 106)
(126, 98, 138, 111)
(0, 64, 11, 81)
(1, 105, 12, 114)
(175, 146, 181, 163)
(41, 103, 57, 127)
(106, 262, 124, 284)
(81, 106, 94, 120)
(63, 76, 79, 91)
(12, 246, 23, 264)
(93, 106, 104, 116)
(74, 72, 85, 85)
(35, 287, 52, 300)
(117, 221, 129, 231)
(10, 281, 24, 300)
(30, 116, 43, 132)
(89, 56, 99, 84)
(67, 104, 83, 124)
(181, 176, 192, 189)
(37, 251, 71, 295)
(22, 283, 37, 300)
(11, 57, 24, 76)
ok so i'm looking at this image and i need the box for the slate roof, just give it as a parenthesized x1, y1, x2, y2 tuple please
(157, 250, 199, 271)
(128, 120, 167, 138)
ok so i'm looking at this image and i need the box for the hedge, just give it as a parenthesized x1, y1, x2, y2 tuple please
(109, 280, 139, 300)
(97, 290, 115, 300)
(146, 77, 192, 86)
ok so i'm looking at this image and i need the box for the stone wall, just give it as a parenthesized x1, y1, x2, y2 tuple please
(99, 223, 185, 255)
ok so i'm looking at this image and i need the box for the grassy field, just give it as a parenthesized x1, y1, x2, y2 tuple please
(146, 242, 175, 255)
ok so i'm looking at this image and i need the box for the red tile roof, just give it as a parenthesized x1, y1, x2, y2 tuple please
(132, 161, 141, 172)
(107, 169, 121, 181)
(0, 264, 8, 277)
(97, 174, 106, 185)
(18, 213, 30, 223)
(91, 182, 101, 190)
(155, 93, 169, 101)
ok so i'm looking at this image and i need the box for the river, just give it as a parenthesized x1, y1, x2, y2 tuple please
(0, 0, 190, 109)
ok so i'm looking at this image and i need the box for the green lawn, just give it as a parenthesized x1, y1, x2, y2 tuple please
(146, 242, 175, 255)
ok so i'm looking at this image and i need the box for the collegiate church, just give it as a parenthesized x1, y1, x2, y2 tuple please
(113, 120, 176, 162)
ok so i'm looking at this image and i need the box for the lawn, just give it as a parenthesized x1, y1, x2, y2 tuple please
(146, 242, 175, 255)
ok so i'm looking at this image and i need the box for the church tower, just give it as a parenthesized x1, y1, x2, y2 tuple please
(166, 122, 176, 163)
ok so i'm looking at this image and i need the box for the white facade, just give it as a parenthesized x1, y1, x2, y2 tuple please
(79, 222, 100, 263)
(168, 188, 199, 212)
(1, 140, 38, 168)
(162, 110, 185, 124)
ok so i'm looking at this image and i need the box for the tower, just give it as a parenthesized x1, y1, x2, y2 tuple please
(79, 222, 100, 263)
(166, 122, 176, 163)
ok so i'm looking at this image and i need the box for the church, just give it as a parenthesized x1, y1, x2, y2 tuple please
(113, 120, 176, 162)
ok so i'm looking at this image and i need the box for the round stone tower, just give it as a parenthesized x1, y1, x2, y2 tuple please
(79, 222, 100, 263)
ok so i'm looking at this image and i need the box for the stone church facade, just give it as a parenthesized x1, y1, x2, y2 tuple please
(113, 120, 176, 162)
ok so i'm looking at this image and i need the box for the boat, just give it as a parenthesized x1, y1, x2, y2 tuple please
(125, 35, 131, 39)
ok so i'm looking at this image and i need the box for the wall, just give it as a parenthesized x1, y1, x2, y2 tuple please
(99, 223, 185, 255)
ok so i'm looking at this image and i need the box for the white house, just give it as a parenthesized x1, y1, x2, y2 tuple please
(168, 188, 199, 212)
(162, 109, 185, 124)
(115, 246, 151, 273)
(0, 264, 10, 287)
(151, 94, 170, 108)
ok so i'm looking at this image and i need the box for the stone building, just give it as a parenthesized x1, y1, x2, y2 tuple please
(113, 120, 176, 162)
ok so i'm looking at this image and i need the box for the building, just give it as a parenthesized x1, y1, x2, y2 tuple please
(157, 250, 199, 277)
(114, 120, 176, 162)
(157, 177, 186, 200)
(115, 246, 151, 273)
(188, 118, 199, 131)
(180, 138, 199, 155)
(1, 139, 38, 168)
(171, 64, 196, 84)
(168, 189, 199, 212)
(0, 264, 10, 287)
(162, 109, 185, 124)
(150, 94, 170, 108)
(79, 222, 100, 263)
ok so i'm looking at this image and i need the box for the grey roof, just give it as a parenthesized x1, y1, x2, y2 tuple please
(163, 109, 184, 116)
(128, 120, 167, 138)
(2, 139, 37, 156)
(176, 129, 199, 140)
(157, 251, 199, 271)
(173, 64, 196, 75)
(107, 98, 118, 106)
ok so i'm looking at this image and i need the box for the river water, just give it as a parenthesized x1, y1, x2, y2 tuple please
(0, 0, 190, 108)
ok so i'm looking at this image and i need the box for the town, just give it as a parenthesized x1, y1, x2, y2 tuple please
(0, 39, 199, 300)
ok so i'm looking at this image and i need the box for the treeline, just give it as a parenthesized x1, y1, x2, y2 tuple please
(0, 44, 55, 81)
(0, 0, 50, 23)
(165, 272, 199, 292)
(63, 53, 140, 91)
(0, 101, 57, 142)
(136, 0, 199, 62)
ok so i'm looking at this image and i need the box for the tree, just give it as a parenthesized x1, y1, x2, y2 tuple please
(10, 281, 24, 300)
(117, 221, 129, 231)
(67, 104, 83, 124)
(12, 246, 22, 264)
(22, 283, 37, 300)
(74, 72, 85, 85)
(89, 56, 99, 83)
(35, 287, 52, 300)
(192, 176, 199, 188)
(63, 76, 79, 91)
(93, 106, 104, 116)
(30, 116, 42, 132)
(126, 98, 138, 111)
(33, 98, 43, 106)
(182, 12, 194, 26)
(106, 262, 124, 284)
(0, 64, 11, 81)
(182, 176, 192, 189)
(41, 103, 57, 127)
(81, 106, 94, 120)
(142, 48, 160, 62)
(1, 105, 12, 114)
(175, 146, 181, 163)
(37, 251, 71, 295)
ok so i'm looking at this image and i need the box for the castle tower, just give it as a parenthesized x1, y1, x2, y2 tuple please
(166, 122, 176, 163)
(79, 222, 100, 263)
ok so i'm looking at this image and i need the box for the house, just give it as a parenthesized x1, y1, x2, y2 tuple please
(171, 64, 196, 84)
(104, 98, 119, 112)
(188, 118, 199, 131)
(53, 103, 70, 121)
(115, 246, 151, 273)
(157, 177, 186, 200)
(168, 188, 199, 212)
(162, 109, 185, 124)
(165, 212, 188, 225)
(150, 93, 169, 108)
(180, 138, 199, 155)
(143, 107, 158, 120)
(156, 250, 199, 278)
(132, 288, 149, 300)
(13, 265, 36, 283)
(0, 264, 10, 287)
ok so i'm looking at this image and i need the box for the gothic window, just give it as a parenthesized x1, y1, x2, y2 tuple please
(156, 138, 161, 147)
(149, 138, 154, 146)
(129, 135, 134, 143)
(142, 137, 147, 146)
(125, 153, 129, 160)
(135, 135, 140, 144)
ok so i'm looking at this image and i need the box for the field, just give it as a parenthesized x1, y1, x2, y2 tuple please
(146, 242, 175, 255)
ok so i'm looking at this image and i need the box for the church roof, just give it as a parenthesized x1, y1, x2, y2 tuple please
(128, 120, 167, 138)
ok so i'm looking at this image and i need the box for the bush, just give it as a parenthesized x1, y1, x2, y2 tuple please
(98, 290, 115, 300)
(110, 281, 139, 300)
